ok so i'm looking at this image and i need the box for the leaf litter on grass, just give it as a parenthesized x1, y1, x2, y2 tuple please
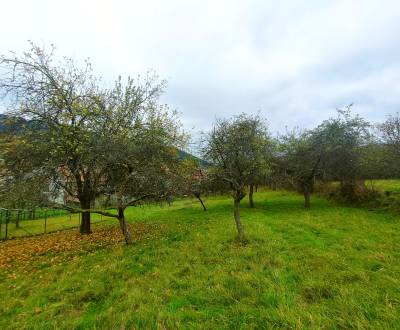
(0, 222, 166, 271)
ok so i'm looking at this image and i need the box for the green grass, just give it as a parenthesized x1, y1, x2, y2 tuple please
(370, 179, 400, 194)
(1, 190, 400, 329)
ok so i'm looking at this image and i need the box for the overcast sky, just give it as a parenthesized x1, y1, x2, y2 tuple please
(1, 0, 400, 137)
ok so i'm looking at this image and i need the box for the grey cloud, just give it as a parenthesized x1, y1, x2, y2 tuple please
(1, 0, 400, 138)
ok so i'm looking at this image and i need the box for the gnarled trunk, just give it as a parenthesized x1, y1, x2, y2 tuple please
(249, 184, 255, 208)
(80, 199, 91, 235)
(233, 196, 245, 240)
(118, 207, 133, 245)
(76, 171, 94, 235)
(80, 211, 91, 234)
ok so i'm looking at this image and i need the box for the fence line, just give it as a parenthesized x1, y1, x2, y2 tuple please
(0, 208, 108, 241)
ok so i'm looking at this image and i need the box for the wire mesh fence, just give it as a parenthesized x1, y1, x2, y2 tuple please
(0, 208, 108, 240)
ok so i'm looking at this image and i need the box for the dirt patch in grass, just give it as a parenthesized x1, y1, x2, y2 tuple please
(0, 223, 165, 270)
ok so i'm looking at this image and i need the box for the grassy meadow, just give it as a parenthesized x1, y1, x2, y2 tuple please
(0, 189, 400, 329)
(372, 179, 400, 193)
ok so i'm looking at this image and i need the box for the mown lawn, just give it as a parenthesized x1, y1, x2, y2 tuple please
(0, 190, 399, 329)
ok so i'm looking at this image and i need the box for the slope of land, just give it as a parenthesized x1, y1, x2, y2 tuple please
(0, 190, 399, 329)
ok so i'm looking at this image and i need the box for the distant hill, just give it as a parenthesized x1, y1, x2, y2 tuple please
(0, 114, 30, 133)
(178, 149, 209, 167)
(0, 114, 8, 132)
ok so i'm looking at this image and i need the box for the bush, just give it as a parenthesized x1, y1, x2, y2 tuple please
(314, 181, 380, 204)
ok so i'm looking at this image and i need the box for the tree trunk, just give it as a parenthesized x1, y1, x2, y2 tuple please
(304, 188, 311, 209)
(80, 211, 91, 234)
(233, 198, 245, 240)
(255, 184, 258, 192)
(80, 199, 91, 234)
(118, 207, 133, 245)
(249, 184, 255, 208)
(196, 195, 207, 211)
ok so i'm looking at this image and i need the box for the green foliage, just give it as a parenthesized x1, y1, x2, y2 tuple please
(314, 106, 371, 183)
(204, 113, 272, 238)
(0, 44, 186, 237)
(275, 128, 323, 207)
(377, 113, 400, 178)
(0, 136, 51, 210)
(0, 43, 107, 233)
(314, 180, 381, 205)
(379, 112, 400, 159)
(359, 142, 398, 179)
(177, 158, 226, 197)
(95, 77, 185, 201)
(272, 107, 385, 207)
(204, 113, 272, 194)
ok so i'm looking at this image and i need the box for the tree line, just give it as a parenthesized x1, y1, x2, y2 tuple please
(0, 44, 399, 243)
